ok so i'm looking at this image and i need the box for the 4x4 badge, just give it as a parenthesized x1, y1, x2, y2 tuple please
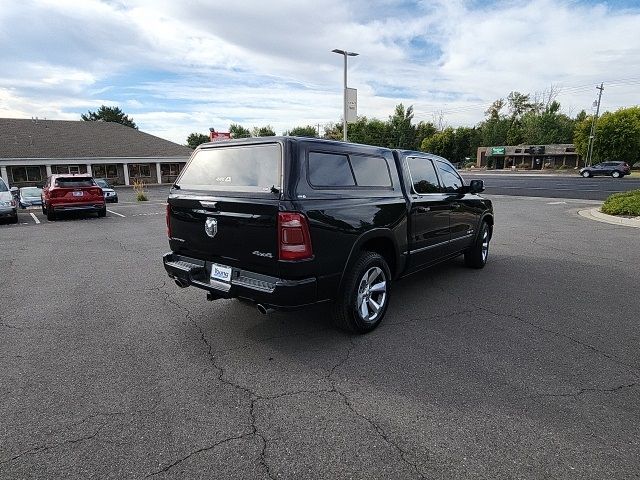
(205, 217, 218, 238)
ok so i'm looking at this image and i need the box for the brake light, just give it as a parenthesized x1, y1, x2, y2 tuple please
(50, 189, 63, 198)
(166, 204, 172, 238)
(90, 188, 103, 196)
(278, 212, 313, 261)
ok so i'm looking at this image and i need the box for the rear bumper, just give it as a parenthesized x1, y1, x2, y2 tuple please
(50, 202, 105, 212)
(162, 252, 318, 309)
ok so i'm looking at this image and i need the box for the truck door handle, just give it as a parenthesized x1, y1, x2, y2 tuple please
(416, 206, 430, 213)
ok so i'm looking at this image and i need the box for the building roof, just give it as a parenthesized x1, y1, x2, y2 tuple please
(0, 118, 192, 159)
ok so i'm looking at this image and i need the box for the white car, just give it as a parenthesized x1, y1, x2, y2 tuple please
(0, 178, 18, 223)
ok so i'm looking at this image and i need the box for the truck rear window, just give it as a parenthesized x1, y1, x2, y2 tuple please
(308, 152, 392, 188)
(178, 144, 282, 192)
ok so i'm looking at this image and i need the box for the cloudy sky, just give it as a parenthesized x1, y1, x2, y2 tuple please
(1, 0, 639, 144)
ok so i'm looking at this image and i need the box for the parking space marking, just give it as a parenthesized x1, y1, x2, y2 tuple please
(107, 209, 126, 217)
(29, 213, 41, 224)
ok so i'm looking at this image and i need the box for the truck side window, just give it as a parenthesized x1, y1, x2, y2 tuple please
(407, 157, 440, 194)
(308, 152, 356, 187)
(436, 161, 464, 193)
(350, 155, 392, 187)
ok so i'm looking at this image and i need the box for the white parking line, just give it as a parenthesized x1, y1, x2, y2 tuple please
(29, 212, 41, 224)
(107, 209, 126, 217)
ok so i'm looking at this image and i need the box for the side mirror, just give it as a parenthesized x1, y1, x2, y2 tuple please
(10, 187, 19, 198)
(469, 179, 485, 194)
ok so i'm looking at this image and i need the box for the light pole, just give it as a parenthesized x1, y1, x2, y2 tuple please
(332, 49, 358, 141)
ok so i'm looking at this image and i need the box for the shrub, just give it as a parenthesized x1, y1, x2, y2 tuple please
(558, 164, 570, 170)
(601, 189, 640, 216)
(132, 179, 148, 202)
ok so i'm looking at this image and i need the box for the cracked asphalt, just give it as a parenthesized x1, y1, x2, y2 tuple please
(1, 189, 639, 479)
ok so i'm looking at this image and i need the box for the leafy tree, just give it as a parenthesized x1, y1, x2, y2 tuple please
(286, 125, 318, 137)
(573, 116, 592, 164)
(186, 133, 209, 149)
(575, 109, 588, 123)
(421, 126, 481, 164)
(387, 104, 416, 149)
(590, 107, 640, 164)
(81, 105, 137, 129)
(229, 123, 251, 139)
(323, 123, 343, 140)
(252, 125, 276, 137)
(345, 118, 389, 146)
(414, 121, 438, 151)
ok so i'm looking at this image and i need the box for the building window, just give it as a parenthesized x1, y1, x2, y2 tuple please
(129, 163, 151, 178)
(52, 165, 80, 174)
(10, 166, 42, 182)
(565, 147, 575, 152)
(514, 149, 522, 153)
(93, 164, 119, 179)
(161, 163, 182, 177)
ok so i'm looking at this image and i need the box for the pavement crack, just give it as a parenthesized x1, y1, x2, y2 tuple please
(322, 339, 427, 479)
(161, 292, 276, 478)
(145, 433, 253, 477)
(533, 382, 637, 398)
(331, 387, 427, 479)
(479, 307, 640, 377)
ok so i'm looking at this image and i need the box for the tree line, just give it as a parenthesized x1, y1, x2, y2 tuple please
(81, 99, 640, 166)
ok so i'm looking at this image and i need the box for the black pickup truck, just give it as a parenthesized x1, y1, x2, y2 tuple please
(163, 137, 493, 333)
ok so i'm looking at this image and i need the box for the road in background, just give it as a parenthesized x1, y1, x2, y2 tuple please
(1, 194, 638, 479)
(462, 172, 640, 200)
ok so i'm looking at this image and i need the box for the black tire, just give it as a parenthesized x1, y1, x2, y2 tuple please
(581, 171, 591, 178)
(10, 214, 18, 224)
(98, 206, 106, 218)
(332, 251, 391, 334)
(42, 203, 47, 215)
(464, 222, 491, 269)
(611, 171, 621, 178)
(47, 208, 55, 221)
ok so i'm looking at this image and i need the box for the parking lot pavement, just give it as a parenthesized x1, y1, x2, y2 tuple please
(1, 194, 639, 479)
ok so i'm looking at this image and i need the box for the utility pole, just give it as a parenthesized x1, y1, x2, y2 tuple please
(586, 83, 604, 167)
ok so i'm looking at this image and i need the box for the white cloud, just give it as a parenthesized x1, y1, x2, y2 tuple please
(0, 0, 638, 143)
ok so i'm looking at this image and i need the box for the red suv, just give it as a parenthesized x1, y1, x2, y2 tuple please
(42, 174, 106, 221)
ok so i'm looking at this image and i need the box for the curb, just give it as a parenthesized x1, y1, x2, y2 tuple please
(578, 208, 640, 229)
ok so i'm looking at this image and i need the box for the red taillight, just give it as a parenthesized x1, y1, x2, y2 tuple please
(278, 212, 313, 261)
(166, 204, 172, 238)
(90, 188, 103, 197)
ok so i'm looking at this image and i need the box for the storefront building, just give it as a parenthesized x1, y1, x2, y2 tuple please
(0, 118, 193, 187)
(476, 144, 582, 170)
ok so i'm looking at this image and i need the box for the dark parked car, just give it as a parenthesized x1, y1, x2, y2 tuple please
(0, 178, 18, 223)
(579, 161, 630, 178)
(163, 137, 494, 333)
(19, 186, 43, 208)
(94, 178, 118, 203)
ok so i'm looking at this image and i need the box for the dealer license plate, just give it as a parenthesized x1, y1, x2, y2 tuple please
(72, 191, 83, 197)
(210, 264, 232, 283)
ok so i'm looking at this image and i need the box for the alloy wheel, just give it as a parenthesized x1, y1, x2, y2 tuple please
(356, 267, 387, 323)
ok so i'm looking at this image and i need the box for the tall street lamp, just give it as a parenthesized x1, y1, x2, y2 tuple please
(332, 49, 359, 141)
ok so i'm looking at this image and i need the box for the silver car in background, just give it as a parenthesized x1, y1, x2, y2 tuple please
(19, 186, 43, 209)
(0, 178, 18, 224)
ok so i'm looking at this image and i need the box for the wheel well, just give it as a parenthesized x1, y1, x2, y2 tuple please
(360, 237, 397, 277)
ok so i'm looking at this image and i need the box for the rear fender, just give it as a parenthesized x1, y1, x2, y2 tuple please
(337, 229, 401, 294)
